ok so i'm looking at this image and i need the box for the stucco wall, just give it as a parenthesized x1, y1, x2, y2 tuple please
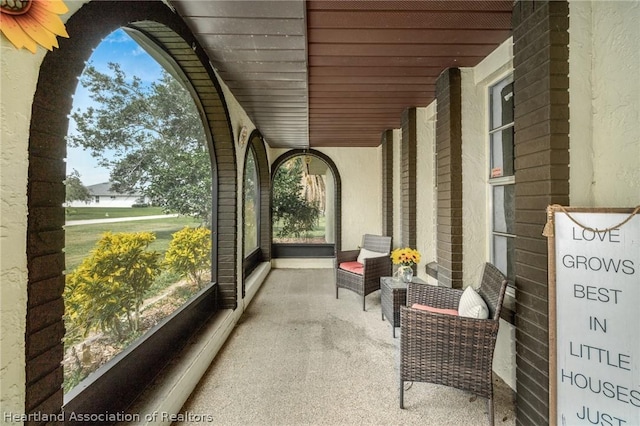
(415, 105, 437, 281)
(215, 68, 256, 164)
(460, 38, 516, 390)
(461, 67, 489, 286)
(316, 147, 382, 250)
(392, 129, 402, 248)
(569, 0, 640, 207)
(0, 44, 32, 419)
(268, 147, 382, 252)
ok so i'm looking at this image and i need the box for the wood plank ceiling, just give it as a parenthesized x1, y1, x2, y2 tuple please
(169, 0, 512, 148)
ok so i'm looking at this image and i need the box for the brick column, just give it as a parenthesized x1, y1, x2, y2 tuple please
(401, 108, 417, 250)
(253, 136, 272, 261)
(25, 18, 81, 419)
(435, 68, 463, 289)
(26, 146, 67, 420)
(512, 1, 570, 425)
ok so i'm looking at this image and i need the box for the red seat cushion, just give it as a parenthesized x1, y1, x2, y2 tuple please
(411, 303, 459, 316)
(339, 261, 364, 275)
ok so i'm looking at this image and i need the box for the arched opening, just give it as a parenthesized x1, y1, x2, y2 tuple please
(244, 147, 260, 255)
(271, 149, 341, 258)
(241, 130, 271, 296)
(26, 1, 236, 418)
(62, 27, 215, 394)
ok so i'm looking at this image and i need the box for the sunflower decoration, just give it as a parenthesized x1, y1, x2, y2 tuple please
(1, 0, 69, 53)
(390, 247, 421, 267)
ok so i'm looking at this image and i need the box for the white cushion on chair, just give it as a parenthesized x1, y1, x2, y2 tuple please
(458, 286, 489, 319)
(356, 248, 387, 264)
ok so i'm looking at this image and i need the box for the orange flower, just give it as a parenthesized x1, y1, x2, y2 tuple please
(1, 0, 69, 53)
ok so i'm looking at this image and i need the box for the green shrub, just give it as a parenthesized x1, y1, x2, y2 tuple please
(64, 231, 162, 338)
(164, 227, 211, 288)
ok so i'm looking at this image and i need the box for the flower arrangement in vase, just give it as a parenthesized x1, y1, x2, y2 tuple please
(390, 247, 421, 283)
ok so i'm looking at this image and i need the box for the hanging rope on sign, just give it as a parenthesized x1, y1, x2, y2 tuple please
(543, 205, 640, 238)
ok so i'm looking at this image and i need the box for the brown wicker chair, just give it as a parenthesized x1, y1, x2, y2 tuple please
(399, 262, 508, 426)
(335, 234, 392, 311)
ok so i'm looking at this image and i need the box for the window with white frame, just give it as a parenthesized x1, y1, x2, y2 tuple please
(489, 75, 515, 283)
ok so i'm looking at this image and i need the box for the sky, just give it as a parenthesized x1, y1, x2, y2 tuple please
(66, 29, 163, 186)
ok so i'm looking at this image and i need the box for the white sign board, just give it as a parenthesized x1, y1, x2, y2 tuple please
(549, 207, 639, 426)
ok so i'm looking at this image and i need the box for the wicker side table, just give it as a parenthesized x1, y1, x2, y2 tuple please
(380, 276, 427, 337)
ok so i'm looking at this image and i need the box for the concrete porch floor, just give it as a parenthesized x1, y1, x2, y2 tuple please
(175, 268, 516, 426)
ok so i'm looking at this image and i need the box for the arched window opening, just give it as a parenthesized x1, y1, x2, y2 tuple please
(63, 28, 213, 394)
(26, 2, 235, 417)
(271, 151, 340, 258)
(242, 132, 271, 289)
(242, 145, 261, 282)
(244, 146, 259, 257)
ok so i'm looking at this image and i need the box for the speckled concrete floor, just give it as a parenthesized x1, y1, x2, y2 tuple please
(175, 269, 516, 426)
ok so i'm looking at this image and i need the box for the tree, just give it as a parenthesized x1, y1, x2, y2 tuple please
(65, 169, 92, 204)
(272, 157, 321, 238)
(68, 62, 212, 222)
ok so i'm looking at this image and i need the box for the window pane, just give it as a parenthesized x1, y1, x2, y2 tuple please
(64, 29, 211, 394)
(244, 149, 259, 256)
(493, 184, 515, 234)
(490, 77, 514, 130)
(272, 156, 326, 244)
(490, 127, 514, 178)
(493, 234, 516, 282)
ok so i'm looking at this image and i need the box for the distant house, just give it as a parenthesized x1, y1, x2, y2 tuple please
(66, 182, 149, 208)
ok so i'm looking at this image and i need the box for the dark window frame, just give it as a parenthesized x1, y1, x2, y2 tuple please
(271, 149, 342, 257)
(243, 144, 261, 276)
(241, 132, 271, 294)
(63, 284, 218, 418)
(63, 26, 220, 416)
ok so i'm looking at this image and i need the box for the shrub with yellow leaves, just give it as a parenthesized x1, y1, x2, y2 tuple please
(164, 226, 212, 288)
(64, 231, 161, 338)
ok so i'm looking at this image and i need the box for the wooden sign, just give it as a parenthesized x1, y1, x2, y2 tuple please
(547, 206, 640, 426)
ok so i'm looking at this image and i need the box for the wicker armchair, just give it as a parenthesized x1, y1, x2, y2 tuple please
(399, 262, 508, 425)
(335, 234, 392, 311)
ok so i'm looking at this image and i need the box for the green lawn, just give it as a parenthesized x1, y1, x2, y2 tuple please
(64, 216, 201, 271)
(65, 206, 166, 221)
(272, 215, 326, 241)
